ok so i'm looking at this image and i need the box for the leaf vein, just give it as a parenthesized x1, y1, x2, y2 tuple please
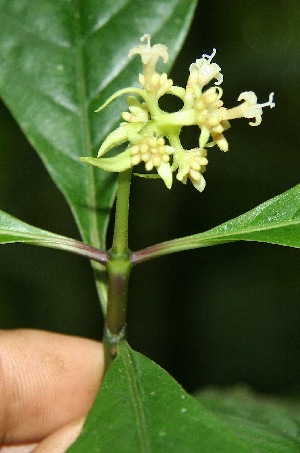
(122, 346, 152, 453)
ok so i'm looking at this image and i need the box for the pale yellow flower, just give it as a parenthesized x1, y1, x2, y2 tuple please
(128, 33, 169, 80)
(176, 148, 208, 192)
(220, 91, 275, 126)
(188, 49, 223, 89)
(82, 36, 275, 195)
(128, 33, 169, 66)
(129, 35, 173, 96)
(130, 135, 174, 188)
(121, 96, 149, 123)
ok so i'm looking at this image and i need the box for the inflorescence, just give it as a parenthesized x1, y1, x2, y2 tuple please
(81, 34, 275, 192)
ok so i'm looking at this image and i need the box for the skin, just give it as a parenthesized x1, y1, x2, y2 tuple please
(0, 330, 105, 452)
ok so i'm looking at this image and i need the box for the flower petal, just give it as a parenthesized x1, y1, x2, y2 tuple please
(157, 161, 173, 189)
(191, 173, 206, 192)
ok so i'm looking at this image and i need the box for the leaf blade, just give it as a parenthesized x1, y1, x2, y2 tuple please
(67, 342, 299, 452)
(0, 0, 198, 246)
(0, 0, 198, 306)
(133, 183, 300, 262)
(0, 209, 107, 263)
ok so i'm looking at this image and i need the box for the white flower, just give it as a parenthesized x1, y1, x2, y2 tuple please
(128, 34, 168, 73)
(238, 91, 275, 126)
(220, 91, 275, 126)
(128, 34, 172, 94)
(189, 49, 223, 88)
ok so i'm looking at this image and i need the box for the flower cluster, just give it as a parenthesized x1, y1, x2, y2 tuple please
(81, 34, 275, 192)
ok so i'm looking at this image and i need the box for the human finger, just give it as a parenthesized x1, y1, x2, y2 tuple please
(0, 329, 104, 445)
(0, 444, 37, 452)
(31, 417, 84, 453)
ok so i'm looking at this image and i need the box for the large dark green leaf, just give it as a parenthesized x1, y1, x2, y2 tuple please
(67, 342, 299, 452)
(133, 183, 300, 262)
(0, 0, 198, 305)
(0, 0, 197, 246)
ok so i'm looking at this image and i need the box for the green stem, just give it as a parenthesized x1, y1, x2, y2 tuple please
(111, 168, 132, 256)
(103, 169, 132, 370)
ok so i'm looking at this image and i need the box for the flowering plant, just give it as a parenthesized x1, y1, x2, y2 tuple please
(1, 2, 300, 452)
(81, 34, 274, 192)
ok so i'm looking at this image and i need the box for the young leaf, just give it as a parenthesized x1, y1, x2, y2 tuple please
(0, 209, 107, 263)
(66, 341, 299, 452)
(133, 183, 300, 263)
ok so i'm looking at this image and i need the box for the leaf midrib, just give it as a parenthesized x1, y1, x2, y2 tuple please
(72, 0, 101, 247)
(122, 346, 151, 453)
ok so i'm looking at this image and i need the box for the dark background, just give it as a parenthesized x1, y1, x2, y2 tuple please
(1, 0, 300, 394)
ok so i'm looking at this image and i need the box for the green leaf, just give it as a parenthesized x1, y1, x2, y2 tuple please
(0, 208, 107, 263)
(133, 183, 300, 263)
(0, 0, 197, 246)
(0, 0, 198, 306)
(66, 342, 299, 452)
(198, 386, 300, 451)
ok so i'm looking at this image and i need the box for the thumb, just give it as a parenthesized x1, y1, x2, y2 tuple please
(0, 329, 104, 445)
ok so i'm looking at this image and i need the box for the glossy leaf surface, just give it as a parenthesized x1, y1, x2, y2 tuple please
(133, 183, 300, 262)
(67, 342, 250, 452)
(67, 342, 299, 452)
(0, 0, 197, 248)
(0, 0, 198, 306)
